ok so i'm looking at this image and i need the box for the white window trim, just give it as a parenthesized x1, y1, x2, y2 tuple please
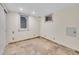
(18, 15, 29, 31)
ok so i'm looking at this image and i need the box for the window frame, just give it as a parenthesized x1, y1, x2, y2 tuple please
(19, 15, 29, 31)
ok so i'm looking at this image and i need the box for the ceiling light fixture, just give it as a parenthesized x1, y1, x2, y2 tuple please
(19, 8, 23, 11)
(32, 11, 35, 15)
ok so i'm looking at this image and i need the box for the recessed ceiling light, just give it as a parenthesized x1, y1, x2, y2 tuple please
(32, 11, 35, 15)
(19, 8, 23, 11)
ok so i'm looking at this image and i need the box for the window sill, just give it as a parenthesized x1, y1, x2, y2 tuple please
(18, 28, 29, 32)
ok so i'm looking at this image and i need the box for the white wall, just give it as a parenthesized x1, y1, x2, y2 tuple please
(7, 12, 40, 43)
(6, 6, 79, 51)
(40, 6, 79, 51)
(40, 17, 54, 39)
(0, 5, 7, 54)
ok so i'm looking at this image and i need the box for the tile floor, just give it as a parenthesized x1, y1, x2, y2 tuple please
(4, 37, 79, 55)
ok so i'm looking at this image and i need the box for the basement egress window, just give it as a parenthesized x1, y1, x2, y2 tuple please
(20, 16, 27, 28)
(20, 15, 28, 30)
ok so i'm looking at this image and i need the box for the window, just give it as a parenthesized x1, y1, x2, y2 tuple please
(20, 16, 26, 28)
(45, 15, 52, 22)
(20, 15, 28, 29)
(18, 15, 28, 31)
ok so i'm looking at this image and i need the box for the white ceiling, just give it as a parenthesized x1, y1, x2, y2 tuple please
(5, 3, 79, 16)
